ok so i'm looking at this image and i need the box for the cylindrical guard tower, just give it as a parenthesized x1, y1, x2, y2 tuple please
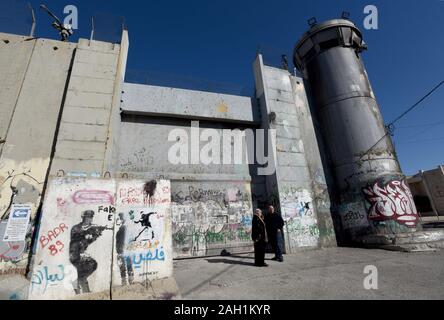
(293, 19, 419, 243)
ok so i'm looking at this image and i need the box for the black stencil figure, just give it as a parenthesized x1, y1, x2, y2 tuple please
(116, 213, 134, 285)
(133, 212, 156, 242)
(144, 180, 157, 205)
(69, 210, 108, 295)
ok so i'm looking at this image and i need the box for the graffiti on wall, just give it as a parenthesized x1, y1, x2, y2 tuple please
(29, 178, 116, 299)
(0, 169, 42, 272)
(278, 187, 320, 249)
(339, 202, 369, 230)
(113, 180, 172, 286)
(29, 178, 173, 299)
(363, 180, 418, 227)
(171, 184, 253, 258)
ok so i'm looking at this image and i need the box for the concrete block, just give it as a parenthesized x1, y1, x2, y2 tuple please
(65, 90, 113, 109)
(266, 88, 295, 105)
(78, 39, 120, 54)
(0, 275, 29, 300)
(58, 122, 108, 142)
(71, 61, 117, 81)
(61, 106, 110, 126)
(277, 166, 311, 184)
(112, 277, 181, 300)
(69, 75, 115, 95)
(54, 140, 105, 161)
(75, 49, 119, 67)
(277, 151, 308, 167)
(264, 65, 290, 79)
(50, 158, 103, 175)
(265, 76, 293, 93)
(267, 98, 298, 115)
(394, 230, 444, 245)
(275, 124, 301, 140)
(276, 138, 304, 154)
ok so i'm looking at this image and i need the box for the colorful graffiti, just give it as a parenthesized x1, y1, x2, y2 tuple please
(0, 170, 41, 273)
(29, 178, 116, 300)
(278, 187, 320, 249)
(29, 178, 173, 299)
(113, 180, 172, 287)
(171, 184, 253, 258)
(363, 180, 418, 227)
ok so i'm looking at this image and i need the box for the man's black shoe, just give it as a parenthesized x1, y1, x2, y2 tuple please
(271, 257, 278, 261)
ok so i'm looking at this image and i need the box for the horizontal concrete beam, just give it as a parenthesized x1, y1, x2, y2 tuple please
(121, 83, 259, 124)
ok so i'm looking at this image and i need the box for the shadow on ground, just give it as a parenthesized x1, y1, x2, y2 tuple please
(205, 258, 256, 267)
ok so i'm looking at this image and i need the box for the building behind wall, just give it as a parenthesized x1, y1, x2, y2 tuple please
(408, 166, 444, 222)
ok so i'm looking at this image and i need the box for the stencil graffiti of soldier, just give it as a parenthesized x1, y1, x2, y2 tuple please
(69, 210, 110, 295)
(116, 213, 134, 286)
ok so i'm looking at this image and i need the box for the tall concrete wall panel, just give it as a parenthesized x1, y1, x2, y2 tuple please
(0, 33, 35, 156)
(171, 180, 252, 258)
(50, 33, 129, 177)
(29, 178, 173, 300)
(29, 178, 116, 300)
(253, 54, 336, 250)
(0, 36, 75, 275)
(291, 77, 336, 247)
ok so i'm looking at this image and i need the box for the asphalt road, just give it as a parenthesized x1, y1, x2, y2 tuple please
(174, 247, 444, 300)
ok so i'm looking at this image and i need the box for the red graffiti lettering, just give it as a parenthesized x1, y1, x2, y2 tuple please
(363, 180, 418, 227)
(40, 223, 69, 249)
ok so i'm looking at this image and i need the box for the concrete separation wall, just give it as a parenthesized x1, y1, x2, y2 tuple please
(28, 177, 173, 300)
(0, 34, 76, 275)
(253, 54, 336, 251)
(50, 32, 129, 177)
(171, 181, 253, 258)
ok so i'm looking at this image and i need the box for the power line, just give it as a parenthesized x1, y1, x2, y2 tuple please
(360, 80, 444, 159)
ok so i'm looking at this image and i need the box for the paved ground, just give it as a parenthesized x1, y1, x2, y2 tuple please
(174, 247, 444, 300)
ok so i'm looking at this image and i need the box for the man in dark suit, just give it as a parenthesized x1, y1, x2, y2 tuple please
(265, 205, 284, 262)
(251, 209, 268, 267)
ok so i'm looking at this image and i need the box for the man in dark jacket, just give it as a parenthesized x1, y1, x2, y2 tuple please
(265, 205, 284, 262)
(251, 209, 268, 267)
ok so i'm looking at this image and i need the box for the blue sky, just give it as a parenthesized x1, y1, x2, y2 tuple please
(3, 0, 444, 175)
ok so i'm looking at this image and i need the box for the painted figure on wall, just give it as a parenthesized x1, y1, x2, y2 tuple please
(116, 213, 134, 285)
(133, 211, 156, 242)
(69, 210, 110, 295)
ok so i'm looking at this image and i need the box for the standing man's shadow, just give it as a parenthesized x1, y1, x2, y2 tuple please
(205, 258, 256, 267)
